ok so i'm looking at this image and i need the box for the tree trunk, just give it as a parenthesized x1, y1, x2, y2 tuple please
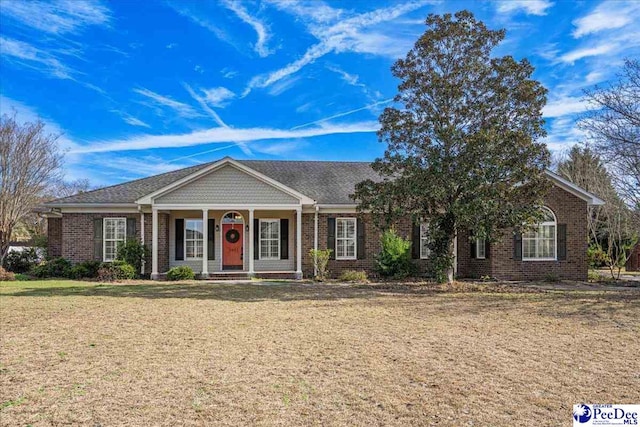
(0, 229, 10, 267)
(446, 235, 455, 284)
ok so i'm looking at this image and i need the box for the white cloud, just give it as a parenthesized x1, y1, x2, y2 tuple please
(70, 121, 380, 153)
(194, 65, 204, 74)
(572, 1, 640, 38)
(201, 87, 235, 107)
(558, 43, 617, 64)
(495, 0, 553, 16)
(1, 0, 111, 35)
(221, 0, 273, 57)
(0, 36, 73, 79)
(167, 2, 241, 52)
(246, 1, 431, 94)
(542, 96, 590, 118)
(291, 99, 392, 130)
(182, 84, 229, 128)
(166, 43, 178, 49)
(327, 65, 361, 86)
(133, 87, 201, 118)
(267, 75, 303, 96)
(221, 67, 238, 79)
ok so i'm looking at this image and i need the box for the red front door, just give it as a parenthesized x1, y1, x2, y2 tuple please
(222, 223, 243, 270)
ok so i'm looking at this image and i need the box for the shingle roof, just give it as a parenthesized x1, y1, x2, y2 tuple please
(44, 158, 381, 205)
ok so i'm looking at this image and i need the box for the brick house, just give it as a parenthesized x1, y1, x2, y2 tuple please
(626, 244, 640, 272)
(42, 157, 604, 280)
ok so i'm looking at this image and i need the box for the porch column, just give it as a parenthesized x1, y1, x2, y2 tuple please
(151, 208, 158, 279)
(202, 208, 209, 277)
(248, 208, 255, 276)
(296, 207, 302, 279)
(140, 212, 145, 275)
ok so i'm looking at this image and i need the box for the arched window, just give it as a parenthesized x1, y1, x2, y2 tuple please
(523, 207, 557, 260)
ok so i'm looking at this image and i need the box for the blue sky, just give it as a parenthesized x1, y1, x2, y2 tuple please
(1, 0, 639, 186)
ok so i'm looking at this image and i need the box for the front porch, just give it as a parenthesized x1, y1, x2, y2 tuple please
(150, 206, 303, 279)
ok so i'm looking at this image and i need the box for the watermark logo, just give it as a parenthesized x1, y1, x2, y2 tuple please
(573, 404, 639, 426)
(574, 404, 592, 423)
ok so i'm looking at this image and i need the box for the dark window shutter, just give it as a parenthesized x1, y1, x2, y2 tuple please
(485, 240, 491, 259)
(254, 218, 259, 260)
(208, 219, 215, 260)
(280, 219, 289, 260)
(557, 224, 567, 261)
(327, 217, 336, 260)
(175, 219, 184, 261)
(513, 232, 522, 261)
(93, 218, 103, 261)
(126, 217, 136, 240)
(470, 239, 476, 259)
(357, 218, 365, 260)
(411, 223, 420, 259)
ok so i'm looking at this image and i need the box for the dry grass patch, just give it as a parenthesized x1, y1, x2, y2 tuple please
(1, 280, 639, 426)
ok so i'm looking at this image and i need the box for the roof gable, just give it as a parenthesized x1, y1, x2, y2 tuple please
(137, 158, 314, 205)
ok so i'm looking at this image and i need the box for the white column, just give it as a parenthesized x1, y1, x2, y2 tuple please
(151, 208, 158, 279)
(313, 205, 318, 278)
(296, 207, 302, 279)
(248, 208, 255, 276)
(140, 212, 145, 275)
(202, 208, 209, 277)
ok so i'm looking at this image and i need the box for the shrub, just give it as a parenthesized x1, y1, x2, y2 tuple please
(376, 228, 416, 279)
(309, 249, 332, 281)
(0, 267, 16, 281)
(339, 270, 368, 283)
(167, 266, 195, 281)
(31, 257, 72, 278)
(587, 244, 609, 269)
(67, 260, 102, 280)
(3, 248, 40, 273)
(116, 240, 149, 275)
(97, 260, 136, 282)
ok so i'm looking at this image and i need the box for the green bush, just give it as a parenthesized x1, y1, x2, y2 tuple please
(587, 244, 609, 268)
(97, 260, 136, 281)
(309, 249, 332, 281)
(116, 240, 149, 275)
(376, 228, 416, 279)
(0, 267, 16, 281)
(167, 266, 195, 281)
(31, 257, 72, 278)
(3, 248, 40, 273)
(339, 270, 368, 283)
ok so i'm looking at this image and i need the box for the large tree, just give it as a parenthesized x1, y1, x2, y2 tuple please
(580, 59, 640, 209)
(0, 115, 63, 264)
(353, 11, 550, 283)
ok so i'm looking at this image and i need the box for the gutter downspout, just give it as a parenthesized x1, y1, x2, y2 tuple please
(314, 204, 319, 278)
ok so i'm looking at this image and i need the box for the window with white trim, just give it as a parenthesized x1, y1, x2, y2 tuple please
(523, 207, 557, 260)
(185, 219, 203, 259)
(336, 218, 357, 260)
(420, 223, 430, 259)
(476, 238, 486, 259)
(259, 219, 280, 260)
(103, 218, 126, 262)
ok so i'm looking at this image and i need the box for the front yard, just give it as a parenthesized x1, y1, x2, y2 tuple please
(1, 279, 638, 426)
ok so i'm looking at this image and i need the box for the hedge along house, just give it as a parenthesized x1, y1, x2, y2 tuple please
(41, 157, 604, 281)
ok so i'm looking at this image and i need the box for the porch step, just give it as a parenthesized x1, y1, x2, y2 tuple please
(202, 273, 251, 281)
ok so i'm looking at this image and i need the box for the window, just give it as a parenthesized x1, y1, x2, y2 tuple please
(523, 207, 556, 260)
(260, 219, 280, 260)
(420, 223, 430, 259)
(103, 218, 126, 262)
(185, 219, 203, 259)
(336, 218, 356, 260)
(476, 238, 486, 259)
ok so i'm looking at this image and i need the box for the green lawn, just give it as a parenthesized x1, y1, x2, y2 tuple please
(1, 279, 639, 426)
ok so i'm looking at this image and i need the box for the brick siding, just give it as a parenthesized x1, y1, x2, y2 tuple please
(47, 217, 62, 258)
(457, 186, 588, 281)
(301, 212, 431, 279)
(626, 244, 640, 272)
(50, 185, 588, 280)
